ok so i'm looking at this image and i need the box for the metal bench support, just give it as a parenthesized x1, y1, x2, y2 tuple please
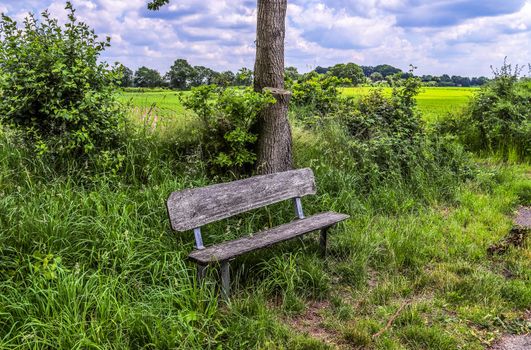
(197, 264, 207, 283)
(193, 227, 205, 250)
(320, 227, 329, 257)
(221, 261, 230, 299)
(293, 197, 305, 219)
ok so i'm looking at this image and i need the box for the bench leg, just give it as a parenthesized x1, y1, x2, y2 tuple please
(320, 227, 329, 257)
(220, 261, 230, 300)
(197, 264, 207, 283)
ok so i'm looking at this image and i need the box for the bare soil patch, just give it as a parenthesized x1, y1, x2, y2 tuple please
(289, 300, 341, 347)
(488, 206, 530, 255)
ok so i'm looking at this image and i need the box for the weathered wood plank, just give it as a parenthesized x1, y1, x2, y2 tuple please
(167, 168, 316, 232)
(188, 212, 349, 264)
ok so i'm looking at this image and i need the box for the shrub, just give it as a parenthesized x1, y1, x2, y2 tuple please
(182, 85, 274, 175)
(0, 3, 125, 160)
(339, 76, 444, 182)
(289, 73, 350, 126)
(437, 60, 531, 161)
(296, 74, 474, 197)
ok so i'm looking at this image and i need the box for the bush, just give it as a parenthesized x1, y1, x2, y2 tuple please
(0, 3, 125, 160)
(436, 61, 531, 161)
(342, 76, 471, 183)
(182, 85, 274, 175)
(289, 73, 350, 127)
(295, 74, 473, 196)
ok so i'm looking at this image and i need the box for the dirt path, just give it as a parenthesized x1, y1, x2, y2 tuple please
(488, 208, 530, 350)
(514, 207, 531, 229)
(489, 334, 531, 350)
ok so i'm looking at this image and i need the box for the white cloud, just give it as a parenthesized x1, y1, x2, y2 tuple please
(3, 0, 530, 76)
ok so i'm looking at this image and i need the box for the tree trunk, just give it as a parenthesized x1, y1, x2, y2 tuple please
(254, 0, 293, 174)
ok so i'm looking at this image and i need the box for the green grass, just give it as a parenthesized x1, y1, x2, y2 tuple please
(118, 90, 187, 114)
(1, 88, 529, 349)
(119, 87, 478, 124)
(342, 87, 478, 122)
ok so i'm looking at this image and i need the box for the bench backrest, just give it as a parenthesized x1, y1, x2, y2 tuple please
(167, 168, 316, 232)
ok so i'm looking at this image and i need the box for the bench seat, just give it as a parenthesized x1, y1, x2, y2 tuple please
(189, 211, 349, 264)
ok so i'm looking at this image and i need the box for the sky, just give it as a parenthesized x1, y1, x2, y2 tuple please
(1, 0, 530, 77)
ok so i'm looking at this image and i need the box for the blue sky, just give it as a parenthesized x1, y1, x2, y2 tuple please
(1, 0, 530, 76)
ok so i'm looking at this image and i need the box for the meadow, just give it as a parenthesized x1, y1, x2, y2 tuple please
(3, 85, 529, 350)
(342, 87, 478, 122)
(119, 89, 186, 114)
(120, 86, 478, 124)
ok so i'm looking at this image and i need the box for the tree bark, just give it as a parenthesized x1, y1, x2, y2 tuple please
(254, 0, 293, 174)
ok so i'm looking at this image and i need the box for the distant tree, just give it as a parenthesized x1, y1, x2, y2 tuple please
(328, 63, 365, 85)
(212, 70, 235, 87)
(471, 76, 489, 86)
(451, 75, 471, 87)
(361, 65, 375, 76)
(166, 58, 194, 89)
(134, 66, 163, 88)
(235, 67, 254, 86)
(314, 66, 329, 74)
(116, 63, 134, 87)
(284, 66, 300, 81)
(373, 64, 402, 77)
(369, 72, 384, 82)
(440, 74, 451, 82)
(190, 65, 217, 86)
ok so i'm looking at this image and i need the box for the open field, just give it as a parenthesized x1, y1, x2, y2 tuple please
(120, 87, 478, 122)
(342, 87, 478, 122)
(118, 90, 186, 114)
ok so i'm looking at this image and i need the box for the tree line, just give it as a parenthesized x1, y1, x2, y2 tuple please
(119, 59, 489, 90)
(118, 59, 253, 89)
(315, 63, 489, 87)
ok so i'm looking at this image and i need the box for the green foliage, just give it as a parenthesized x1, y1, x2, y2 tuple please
(468, 62, 530, 159)
(284, 66, 300, 83)
(147, 0, 169, 10)
(116, 63, 134, 87)
(31, 252, 62, 280)
(213, 70, 236, 87)
(235, 68, 254, 86)
(289, 73, 350, 125)
(0, 3, 125, 159)
(182, 85, 275, 174)
(327, 62, 366, 86)
(160, 59, 236, 90)
(166, 58, 194, 89)
(295, 74, 473, 188)
(134, 66, 164, 88)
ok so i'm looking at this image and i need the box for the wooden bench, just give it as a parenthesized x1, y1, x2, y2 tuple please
(166, 168, 349, 297)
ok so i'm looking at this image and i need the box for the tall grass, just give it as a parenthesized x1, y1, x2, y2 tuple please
(0, 102, 530, 348)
